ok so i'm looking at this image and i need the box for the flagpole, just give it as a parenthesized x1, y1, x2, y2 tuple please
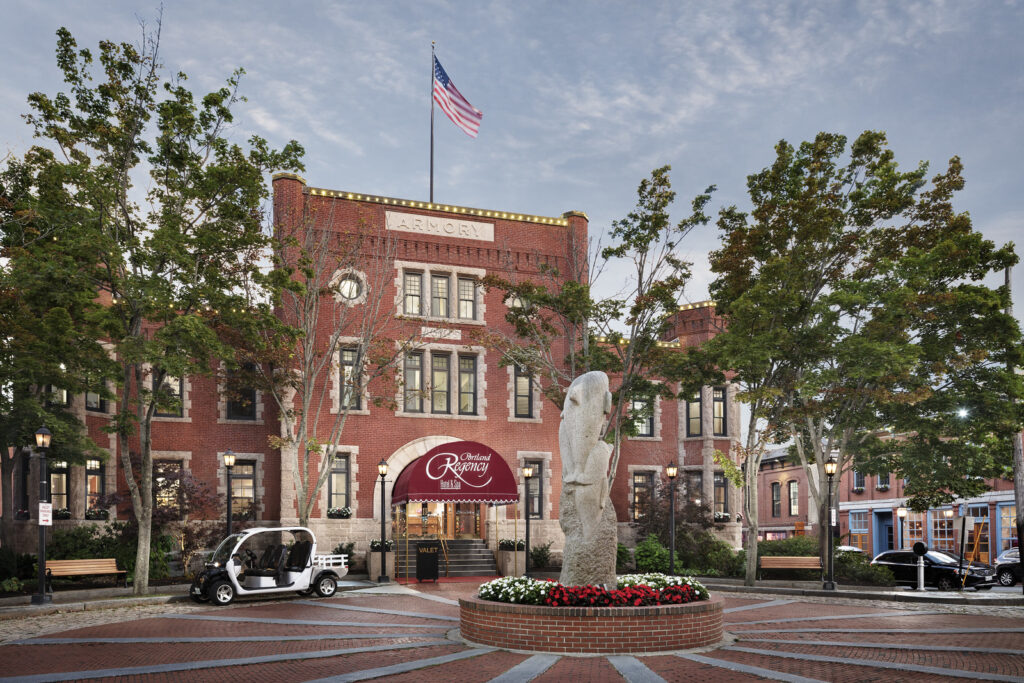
(430, 41, 435, 203)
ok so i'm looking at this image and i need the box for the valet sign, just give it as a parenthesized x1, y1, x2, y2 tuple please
(425, 450, 494, 491)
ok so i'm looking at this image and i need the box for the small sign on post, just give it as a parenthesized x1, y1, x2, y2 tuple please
(38, 502, 52, 526)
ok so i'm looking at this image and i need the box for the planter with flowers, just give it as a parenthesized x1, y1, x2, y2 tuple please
(85, 508, 109, 520)
(852, 486, 865, 494)
(461, 572, 722, 653)
(876, 484, 890, 492)
(54, 508, 72, 520)
(327, 506, 352, 519)
(367, 538, 394, 581)
(496, 539, 526, 576)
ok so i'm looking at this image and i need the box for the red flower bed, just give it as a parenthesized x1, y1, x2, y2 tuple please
(544, 582, 699, 607)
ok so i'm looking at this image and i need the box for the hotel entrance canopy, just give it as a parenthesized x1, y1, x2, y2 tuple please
(391, 441, 519, 506)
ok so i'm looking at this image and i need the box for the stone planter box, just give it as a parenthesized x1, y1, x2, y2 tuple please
(460, 594, 723, 654)
(497, 550, 526, 576)
(367, 550, 394, 582)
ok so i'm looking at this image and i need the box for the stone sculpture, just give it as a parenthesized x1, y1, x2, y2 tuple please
(558, 371, 618, 588)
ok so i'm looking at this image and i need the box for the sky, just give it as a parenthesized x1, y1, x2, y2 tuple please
(2, 0, 1022, 316)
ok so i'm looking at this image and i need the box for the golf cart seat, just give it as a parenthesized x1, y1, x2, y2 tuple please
(246, 544, 287, 578)
(285, 540, 312, 571)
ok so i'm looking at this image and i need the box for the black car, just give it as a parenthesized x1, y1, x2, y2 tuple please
(871, 549, 997, 591)
(994, 548, 1021, 587)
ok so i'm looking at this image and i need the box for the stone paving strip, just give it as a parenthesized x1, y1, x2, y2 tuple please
(0, 640, 454, 683)
(293, 599, 460, 621)
(722, 598, 795, 613)
(740, 626, 1024, 634)
(677, 652, 827, 683)
(606, 655, 667, 682)
(721, 644, 1024, 682)
(737, 637, 1024, 657)
(164, 613, 449, 628)
(11, 631, 450, 645)
(727, 609, 944, 626)
(303, 647, 495, 683)
(485, 654, 560, 683)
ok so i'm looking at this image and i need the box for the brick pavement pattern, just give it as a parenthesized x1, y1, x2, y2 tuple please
(0, 587, 1022, 681)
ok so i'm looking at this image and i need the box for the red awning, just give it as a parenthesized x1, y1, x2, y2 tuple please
(391, 441, 519, 506)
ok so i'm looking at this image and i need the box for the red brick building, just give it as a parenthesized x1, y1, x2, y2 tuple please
(11, 174, 743, 559)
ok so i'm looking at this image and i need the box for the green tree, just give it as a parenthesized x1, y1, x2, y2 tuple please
(18, 23, 303, 593)
(709, 131, 1022, 579)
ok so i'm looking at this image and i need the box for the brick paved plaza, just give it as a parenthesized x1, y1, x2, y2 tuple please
(1, 584, 1022, 682)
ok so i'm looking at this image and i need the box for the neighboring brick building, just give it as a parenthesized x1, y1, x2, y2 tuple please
(10, 175, 744, 559)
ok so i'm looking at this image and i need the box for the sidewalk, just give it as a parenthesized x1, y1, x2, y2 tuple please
(702, 576, 1024, 606)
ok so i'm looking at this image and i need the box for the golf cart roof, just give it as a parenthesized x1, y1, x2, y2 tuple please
(235, 526, 315, 539)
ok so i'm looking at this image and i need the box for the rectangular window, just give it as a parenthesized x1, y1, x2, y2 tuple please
(47, 385, 70, 407)
(877, 472, 891, 489)
(328, 455, 350, 510)
(514, 366, 533, 418)
(226, 365, 256, 420)
(86, 459, 104, 512)
(85, 390, 107, 413)
(458, 356, 477, 415)
(431, 275, 450, 318)
(999, 505, 1017, 551)
(849, 510, 870, 552)
(632, 398, 654, 437)
(771, 481, 781, 517)
(457, 278, 476, 319)
(631, 471, 655, 520)
(231, 461, 256, 520)
(340, 348, 361, 410)
(404, 272, 423, 315)
(686, 394, 702, 436)
(906, 511, 926, 545)
(932, 511, 956, 551)
(686, 471, 703, 506)
(431, 353, 450, 413)
(154, 460, 182, 516)
(714, 472, 728, 514)
(788, 480, 799, 516)
(712, 386, 726, 436)
(526, 460, 543, 520)
(853, 471, 866, 490)
(404, 352, 423, 412)
(967, 505, 990, 562)
(50, 460, 69, 511)
(154, 375, 183, 417)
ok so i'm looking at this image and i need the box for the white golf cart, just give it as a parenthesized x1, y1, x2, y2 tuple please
(190, 526, 348, 606)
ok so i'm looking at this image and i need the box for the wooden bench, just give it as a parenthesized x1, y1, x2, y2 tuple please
(758, 556, 822, 579)
(46, 559, 128, 588)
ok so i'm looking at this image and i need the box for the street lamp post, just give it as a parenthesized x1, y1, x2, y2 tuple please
(666, 462, 678, 575)
(823, 456, 838, 591)
(223, 450, 236, 537)
(31, 427, 52, 606)
(377, 459, 389, 583)
(896, 506, 907, 549)
(522, 465, 533, 576)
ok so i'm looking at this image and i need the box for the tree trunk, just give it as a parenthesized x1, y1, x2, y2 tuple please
(0, 447, 18, 550)
(744, 462, 759, 586)
(134, 507, 152, 594)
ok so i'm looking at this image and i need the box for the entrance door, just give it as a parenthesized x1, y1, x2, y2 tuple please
(453, 503, 480, 539)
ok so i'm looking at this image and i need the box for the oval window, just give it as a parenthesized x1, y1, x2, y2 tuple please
(337, 275, 362, 301)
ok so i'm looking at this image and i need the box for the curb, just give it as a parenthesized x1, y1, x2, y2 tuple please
(703, 582, 1024, 606)
(0, 593, 189, 620)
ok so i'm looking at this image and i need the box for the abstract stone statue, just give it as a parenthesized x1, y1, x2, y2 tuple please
(558, 371, 618, 588)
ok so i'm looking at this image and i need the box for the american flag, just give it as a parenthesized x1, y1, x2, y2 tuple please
(433, 56, 483, 138)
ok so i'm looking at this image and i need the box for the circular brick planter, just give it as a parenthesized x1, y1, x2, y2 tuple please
(459, 593, 723, 654)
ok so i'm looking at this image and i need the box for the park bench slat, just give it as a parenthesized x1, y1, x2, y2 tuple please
(759, 556, 823, 569)
(46, 558, 128, 587)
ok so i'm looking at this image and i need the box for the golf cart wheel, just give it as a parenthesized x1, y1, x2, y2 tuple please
(998, 568, 1017, 587)
(210, 580, 235, 606)
(935, 575, 955, 591)
(189, 592, 208, 604)
(314, 575, 337, 598)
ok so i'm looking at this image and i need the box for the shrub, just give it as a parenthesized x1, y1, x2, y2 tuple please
(49, 522, 173, 581)
(835, 550, 895, 585)
(530, 541, 552, 568)
(0, 547, 36, 581)
(1, 577, 23, 593)
(758, 535, 820, 557)
(498, 539, 525, 551)
(635, 534, 678, 573)
(616, 543, 633, 571)
(333, 541, 356, 556)
(369, 538, 394, 551)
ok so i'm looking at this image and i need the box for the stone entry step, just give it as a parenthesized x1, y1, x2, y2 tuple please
(395, 538, 497, 577)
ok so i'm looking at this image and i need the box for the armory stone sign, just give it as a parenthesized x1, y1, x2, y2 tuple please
(386, 210, 494, 242)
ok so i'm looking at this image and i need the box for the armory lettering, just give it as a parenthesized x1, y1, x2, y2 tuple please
(385, 210, 494, 242)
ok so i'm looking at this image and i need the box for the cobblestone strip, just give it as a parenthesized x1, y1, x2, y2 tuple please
(402, 591, 461, 607)
(606, 655, 667, 682)
(0, 639, 451, 683)
(723, 644, 1023, 682)
(739, 626, 1024, 634)
(294, 600, 459, 622)
(729, 609, 942, 626)
(723, 599, 795, 614)
(486, 654, 560, 682)
(164, 613, 445, 628)
(737, 637, 1024, 656)
(11, 632, 448, 645)
(303, 647, 495, 682)
(676, 653, 826, 683)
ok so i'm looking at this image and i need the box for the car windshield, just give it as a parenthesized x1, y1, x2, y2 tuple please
(210, 533, 244, 564)
(926, 550, 960, 564)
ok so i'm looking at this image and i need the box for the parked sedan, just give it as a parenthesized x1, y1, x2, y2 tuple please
(995, 547, 1021, 587)
(871, 549, 998, 591)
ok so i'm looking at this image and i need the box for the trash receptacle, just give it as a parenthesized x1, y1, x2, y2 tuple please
(416, 540, 440, 582)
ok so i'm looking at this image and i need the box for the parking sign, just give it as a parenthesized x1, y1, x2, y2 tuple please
(38, 502, 52, 526)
